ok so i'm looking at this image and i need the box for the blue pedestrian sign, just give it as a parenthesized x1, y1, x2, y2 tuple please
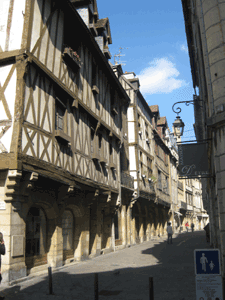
(194, 249, 221, 275)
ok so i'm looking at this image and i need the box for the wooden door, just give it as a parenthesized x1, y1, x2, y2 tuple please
(25, 207, 47, 269)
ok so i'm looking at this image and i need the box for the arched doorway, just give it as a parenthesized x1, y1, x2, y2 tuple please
(62, 210, 74, 261)
(25, 206, 47, 270)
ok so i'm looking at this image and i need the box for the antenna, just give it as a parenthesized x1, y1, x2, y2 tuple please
(114, 47, 128, 66)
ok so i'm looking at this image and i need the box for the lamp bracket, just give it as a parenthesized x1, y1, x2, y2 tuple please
(172, 97, 203, 116)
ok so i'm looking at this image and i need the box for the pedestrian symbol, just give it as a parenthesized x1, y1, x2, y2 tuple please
(209, 261, 215, 271)
(194, 249, 221, 275)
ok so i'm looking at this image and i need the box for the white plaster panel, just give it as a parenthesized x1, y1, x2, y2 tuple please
(54, 11, 64, 78)
(0, 64, 12, 87)
(1, 126, 12, 152)
(128, 122, 135, 143)
(0, 0, 10, 51)
(46, 10, 58, 72)
(8, 0, 26, 50)
(127, 107, 134, 121)
(4, 67, 16, 118)
(129, 146, 136, 170)
(33, 131, 37, 157)
(39, 27, 49, 65)
(0, 102, 7, 120)
(30, 0, 43, 51)
(21, 127, 26, 152)
(130, 171, 137, 180)
(39, 134, 45, 159)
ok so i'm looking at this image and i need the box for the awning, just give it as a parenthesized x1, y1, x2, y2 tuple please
(197, 214, 208, 218)
(174, 211, 183, 216)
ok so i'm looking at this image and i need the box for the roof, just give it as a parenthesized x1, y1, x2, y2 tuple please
(95, 18, 108, 28)
(149, 105, 159, 113)
(70, 0, 99, 19)
(157, 117, 167, 126)
(95, 18, 112, 44)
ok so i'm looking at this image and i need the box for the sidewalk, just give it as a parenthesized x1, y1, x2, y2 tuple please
(0, 230, 206, 300)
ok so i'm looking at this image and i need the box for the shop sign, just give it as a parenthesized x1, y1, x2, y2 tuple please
(178, 142, 210, 178)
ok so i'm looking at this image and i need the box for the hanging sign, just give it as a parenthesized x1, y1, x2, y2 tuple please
(178, 142, 210, 178)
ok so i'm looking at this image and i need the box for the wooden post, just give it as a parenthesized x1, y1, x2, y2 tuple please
(94, 273, 98, 300)
(149, 277, 154, 300)
(48, 267, 53, 295)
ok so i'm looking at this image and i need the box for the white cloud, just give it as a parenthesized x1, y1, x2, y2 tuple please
(137, 57, 187, 95)
(180, 44, 188, 53)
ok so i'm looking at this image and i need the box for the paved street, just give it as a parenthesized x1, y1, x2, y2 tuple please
(0, 230, 209, 300)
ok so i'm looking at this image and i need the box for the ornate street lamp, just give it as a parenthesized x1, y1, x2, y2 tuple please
(171, 96, 202, 138)
(173, 116, 185, 138)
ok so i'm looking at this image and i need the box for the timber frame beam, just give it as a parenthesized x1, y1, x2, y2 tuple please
(24, 51, 121, 142)
(20, 154, 119, 194)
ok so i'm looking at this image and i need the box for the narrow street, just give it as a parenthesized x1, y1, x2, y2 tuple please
(0, 230, 209, 300)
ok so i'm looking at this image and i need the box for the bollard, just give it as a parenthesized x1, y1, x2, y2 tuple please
(94, 273, 98, 300)
(149, 277, 154, 300)
(223, 276, 225, 299)
(48, 266, 53, 295)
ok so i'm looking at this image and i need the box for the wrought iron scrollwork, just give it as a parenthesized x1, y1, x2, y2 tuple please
(172, 100, 196, 116)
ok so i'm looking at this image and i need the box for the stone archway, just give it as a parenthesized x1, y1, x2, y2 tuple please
(25, 206, 47, 270)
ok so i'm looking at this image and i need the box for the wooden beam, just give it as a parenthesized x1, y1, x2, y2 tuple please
(26, 52, 122, 142)
(0, 49, 25, 63)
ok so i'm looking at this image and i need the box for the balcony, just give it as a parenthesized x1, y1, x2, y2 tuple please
(139, 178, 155, 195)
(180, 201, 187, 210)
(121, 171, 134, 189)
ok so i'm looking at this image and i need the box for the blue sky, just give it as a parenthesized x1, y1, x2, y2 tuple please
(98, 0, 196, 141)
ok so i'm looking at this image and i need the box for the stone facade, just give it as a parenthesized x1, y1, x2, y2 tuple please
(0, 0, 207, 284)
(181, 0, 225, 274)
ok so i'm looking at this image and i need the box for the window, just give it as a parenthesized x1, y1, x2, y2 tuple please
(164, 176, 168, 193)
(155, 143, 158, 156)
(55, 94, 71, 144)
(147, 157, 152, 178)
(55, 97, 66, 132)
(138, 114, 141, 129)
(158, 170, 162, 190)
(92, 61, 99, 95)
(111, 88, 118, 115)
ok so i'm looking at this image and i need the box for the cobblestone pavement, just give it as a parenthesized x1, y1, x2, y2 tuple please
(0, 230, 210, 300)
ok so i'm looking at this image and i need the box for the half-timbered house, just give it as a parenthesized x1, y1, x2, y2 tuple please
(112, 69, 158, 245)
(0, 0, 130, 282)
(150, 106, 172, 236)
